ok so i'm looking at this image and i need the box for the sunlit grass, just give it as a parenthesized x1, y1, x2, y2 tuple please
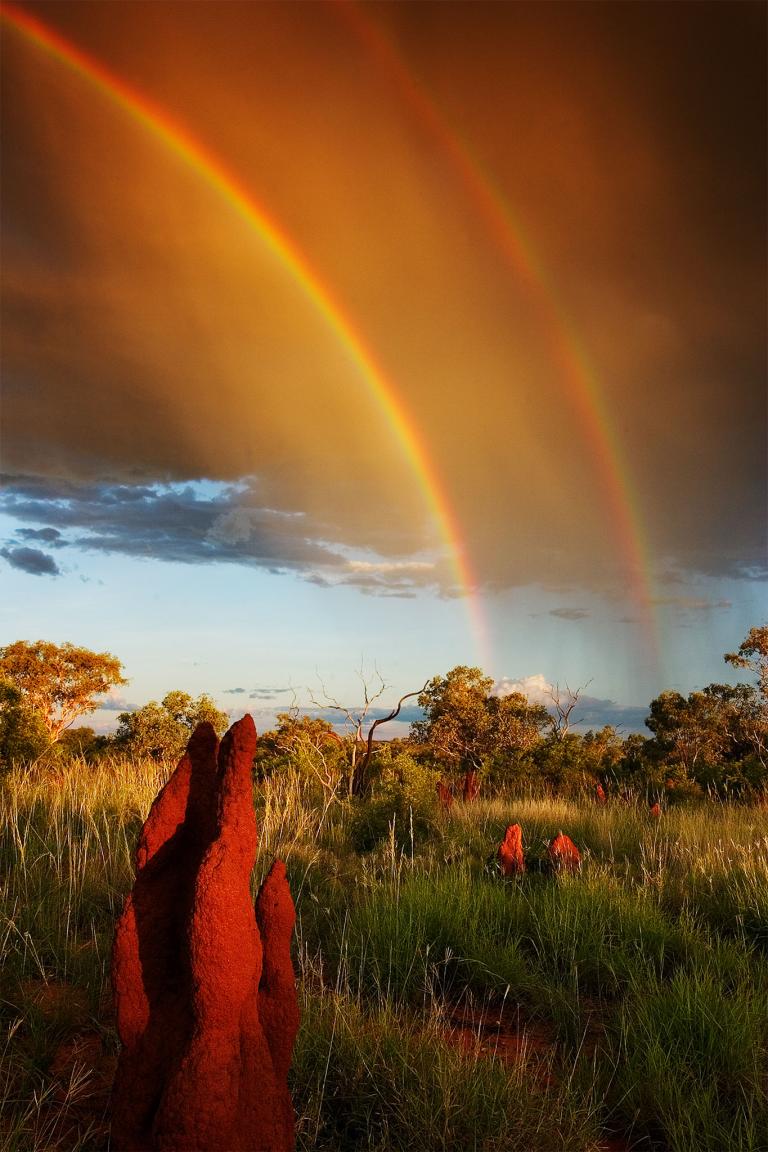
(2, 757, 767, 1150)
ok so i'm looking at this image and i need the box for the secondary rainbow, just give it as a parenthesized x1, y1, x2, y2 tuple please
(1, 1, 492, 668)
(335, 0, 660, 667)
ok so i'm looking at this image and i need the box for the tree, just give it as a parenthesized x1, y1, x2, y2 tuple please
(725, 625, 768, 702)
(411, 666, 549, 774)
(259, 712, 346, 799)
(0, 677, 49, 767)
(156, 690, 228, 733)
(547, 681, 591, 740)
(530, 725, 632, 796)
(115, 692, 229, 761)
(646, 689, 729, 776)
(310, 668, 426, 797)
(411, 666, 494, 772)
(55, 728, 111, 764)
(645, 680, 767, 794)
(580, 725, 626, 777)
(487, 691, 551, 758)
(643, 628, 768, 793)
(56, 726, 107, 762)
(268, 712, 341, 757)
(0, 640, 126, 743)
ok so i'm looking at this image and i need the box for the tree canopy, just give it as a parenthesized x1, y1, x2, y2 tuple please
(645, 679, 767, 795)
(0, 640, 126, 742)
(3, 624, 766, 799)
(114, 691, 229, 761)
(725, 625, 768, 702)
(411, 665, 550, 772)
(0, 677, 50, 766)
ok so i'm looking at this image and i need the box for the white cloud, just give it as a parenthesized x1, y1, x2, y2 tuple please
(95, 693, 137, 712)
(492, 673, 554, 705)
(347, 560, 435, 574)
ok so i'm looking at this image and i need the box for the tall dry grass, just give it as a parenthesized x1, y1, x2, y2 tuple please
(2, 757, 767, 1150)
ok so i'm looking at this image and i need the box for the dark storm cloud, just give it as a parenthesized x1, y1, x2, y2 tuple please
(0, 544, 61, 576)
(307, 557, 441, 599)
(15, 526, 62, 543)
(567, 698, 649, 734)
(306, 562, 441, 597)
(378, 703, 422, 726)
(555, 695, 649, 733)
(305, 571, 422, 599)
(1, 0, 765, 600)
(0, 475, 335, 569)
(0, 475, 441, 592)
(307, 698, 652, 731)
(291, 697, 649, 734)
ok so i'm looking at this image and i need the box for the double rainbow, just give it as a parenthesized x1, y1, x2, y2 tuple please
(3, 1, 660, 673)
(335, 0, 660, 665)
(1, 1, 491, 665)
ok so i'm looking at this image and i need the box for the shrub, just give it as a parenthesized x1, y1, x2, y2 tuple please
(350, 750, 440, 853)
(0, 681, 49, 769)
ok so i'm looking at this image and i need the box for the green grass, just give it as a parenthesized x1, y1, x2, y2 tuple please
(608, 957, 768, 1151)
(292, 987, 604, 1151)
(1, 758, 767, 1150)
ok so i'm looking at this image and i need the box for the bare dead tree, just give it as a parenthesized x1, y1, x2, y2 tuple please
(310, 666, 427, 797)
(309, 666, 385, 789)
(352, 683, 428, 797)
(547, 680, 592, 740)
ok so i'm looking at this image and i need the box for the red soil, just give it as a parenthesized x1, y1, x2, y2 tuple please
(439, 997, 635, 1150)
(440, 998, 556, 1088)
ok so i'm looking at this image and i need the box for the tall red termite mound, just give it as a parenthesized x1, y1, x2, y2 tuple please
(548, 831, 581, 872)
(436, 779, 454, 812)
(462, 769, 480, 803)
(111, 716, 299, 1152)
(499, 823, 525, 876)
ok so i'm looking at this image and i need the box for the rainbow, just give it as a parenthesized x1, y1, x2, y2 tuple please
(335, 0, 660, 666)
(0, 1, 492, 668)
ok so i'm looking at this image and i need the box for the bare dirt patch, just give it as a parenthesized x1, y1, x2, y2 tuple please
(438, 997, 557, 1087)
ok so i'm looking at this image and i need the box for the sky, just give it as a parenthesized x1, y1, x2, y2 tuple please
(1, 0, 765, 737)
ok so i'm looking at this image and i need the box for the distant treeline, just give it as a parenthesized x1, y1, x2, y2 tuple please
(1, 627, 766, 802)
